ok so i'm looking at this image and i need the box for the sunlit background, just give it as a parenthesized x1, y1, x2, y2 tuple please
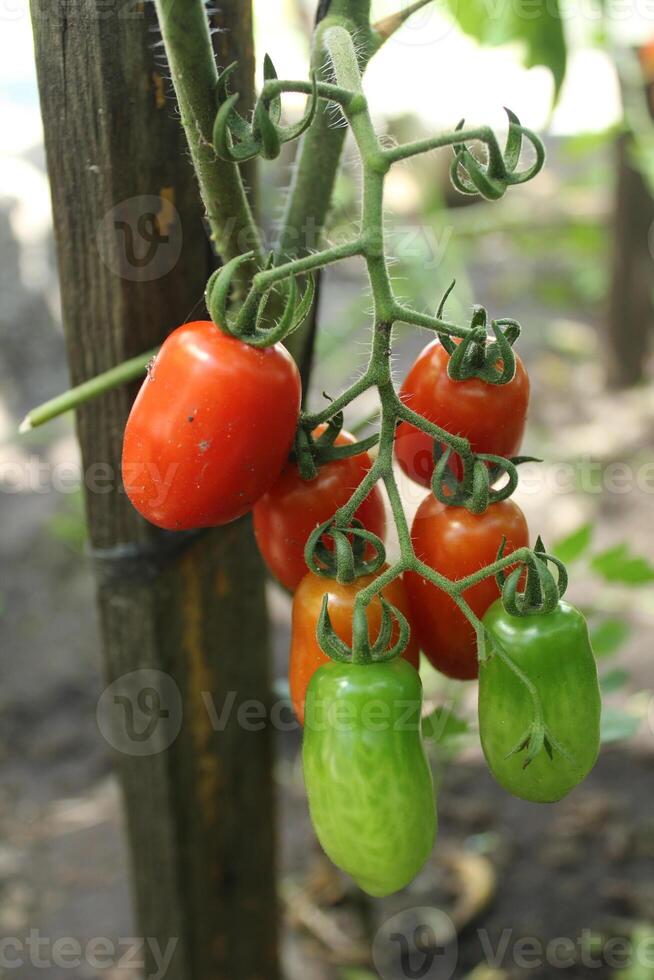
(1, 1, 654, 978)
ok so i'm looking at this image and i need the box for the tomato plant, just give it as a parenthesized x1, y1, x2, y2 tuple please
(31, 7, 590, 906)
(303, 657, 436, 896)
(290, 567, 420, 724)
(395, 339, 530, 487)
(122, 321, 301, 530)
(253, 425, 385, 591)
(404, 495, 529, 679)
(479, 599, 601, 802)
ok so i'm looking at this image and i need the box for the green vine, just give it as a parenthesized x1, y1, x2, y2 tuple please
(20, 7, 566, 756)
(205, 24, 564, 741)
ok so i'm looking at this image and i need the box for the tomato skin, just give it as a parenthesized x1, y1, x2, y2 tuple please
(252, 426, 386, 592)
(303, 658, 436, 896)
(122, 321, 301, 530)
(290, 569, 420, 725)
(479, 600, 601, 803)
(404, 495, 529, 680)
(395, 339, 530, 487)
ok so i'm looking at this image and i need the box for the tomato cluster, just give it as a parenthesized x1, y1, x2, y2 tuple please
(123, 324, 601, 897)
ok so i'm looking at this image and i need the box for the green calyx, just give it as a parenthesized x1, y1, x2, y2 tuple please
(205, 252, 315, 347)
(451, 108, 545, 202)
(304, 518, 386, 584)
(437, 281, 522, 384)
(431, 449, 541, 514)
(316, 592, 409, 665)
(496, 535, 569, 617)
(212, 56, 320, 163)
(292, 413, 379, 481)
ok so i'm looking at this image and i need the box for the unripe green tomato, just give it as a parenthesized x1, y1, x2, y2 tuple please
(303, 658, 437, 897)
(479, 600, 601, 803)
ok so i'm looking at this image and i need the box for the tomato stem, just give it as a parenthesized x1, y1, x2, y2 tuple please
(152, 0, 263, 287)
(18, 348, 158, 433)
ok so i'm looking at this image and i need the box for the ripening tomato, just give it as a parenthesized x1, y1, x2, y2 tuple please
(404, 495, 529, 680)
(122, 321, 301, 530)
(290, 568, 420, 724)
(479, 599, 601, 802)
(253, 425, 386, 591)
(395, 339, 530, 487)
(303, 658, 436, 896)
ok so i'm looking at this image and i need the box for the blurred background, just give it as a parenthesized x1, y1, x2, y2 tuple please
(1, 0, 654, 977)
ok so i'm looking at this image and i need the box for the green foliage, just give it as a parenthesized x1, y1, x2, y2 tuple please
(590, 544, 654, 585)
(591, 618, 631, 658)
(600, 668, 629, 693)
(600, 706, 642, 744)
(553, 522, 593, 563)
(611, 924, 654, 979)
(423, 704, 470, 743)
(445, 0, 567, 99)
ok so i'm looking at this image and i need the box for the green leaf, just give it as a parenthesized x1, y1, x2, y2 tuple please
(600, 668, 630, 693)
(339, 971, 376, 980)
(591, 618, 631, 658)
(590, 544, 654, 585)
(553, 522, 593, 564)
(422, 705, 469, 743)
(612, 924, 654, 979)
(445, 0, 567, 100)
(600, 706, 641, 744)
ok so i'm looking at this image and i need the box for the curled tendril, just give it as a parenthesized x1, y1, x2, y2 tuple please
(450, 108, 545, 202)
(205, 252, 315, 348)
(437, 281, 521, 385)
(316, 593, 410, 663)
(431, 446, 525, 514)
(213, 55, 319, 163)
(496, 535, 569, 617)
(305, 518, 386, 583)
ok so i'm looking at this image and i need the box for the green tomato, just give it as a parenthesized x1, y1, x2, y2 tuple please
(479, 599, 601, 803)
(303, 658, 437, 897)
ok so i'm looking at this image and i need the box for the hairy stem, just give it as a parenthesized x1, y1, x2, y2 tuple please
(154, 0, 262, 282)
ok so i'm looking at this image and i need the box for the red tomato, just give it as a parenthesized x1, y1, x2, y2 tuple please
(290, 568, 420, 724)
(395, 339, 529, 487)
(404, 495, 529, 680)
(253, 425, 386, 591)
(122, 321, 301, 530)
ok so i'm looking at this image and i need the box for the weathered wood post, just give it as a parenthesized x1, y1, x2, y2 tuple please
(30, 2, 278, 977)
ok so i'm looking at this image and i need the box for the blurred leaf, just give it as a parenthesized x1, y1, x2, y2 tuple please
(600, 706, 641, 744)
(600, 669, 630, 693)
(340, 971, 376, 980)
(611, 923, 654, 979)
(423, 705, 469, 742)
(445, 0, 567, 99)
(591, 618, 631, 658)
(464, 967, 509, 980)
(553, 523, 593, 564)
(590, 544, 654, 585)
